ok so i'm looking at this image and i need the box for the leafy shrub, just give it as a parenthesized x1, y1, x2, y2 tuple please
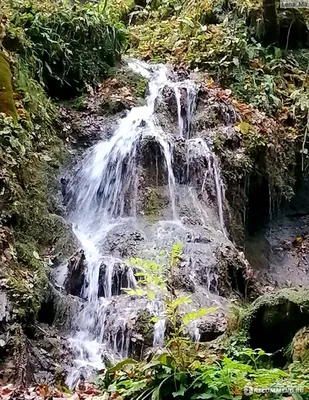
(126, 0, 309, 169)
(100, 246, 309, 399)
(101, 348, 309, 399)
(6, 0, 126, 97)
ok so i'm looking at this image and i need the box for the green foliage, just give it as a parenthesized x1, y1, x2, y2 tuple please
(14, 55, 55, 126)
(103, 254, 309, 399)
(6, 263, 48, 326)
(171, 242, 182, 269)
(126, 0, 309, 170)
(0, 52, 18, 120)
(5, 0, 126, 96)
(0, 0, 127, 333)
(105, 0, 135, 25)
(125, 245, 217, 374)
(101, 347, 309, 399)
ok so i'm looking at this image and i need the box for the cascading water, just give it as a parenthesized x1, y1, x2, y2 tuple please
(173, 81, 197, 139)
(186, 138, 226, 233)
(61, 61, 226, 387)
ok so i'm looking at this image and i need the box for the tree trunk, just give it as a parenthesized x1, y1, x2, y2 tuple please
(263, 0, 278, 45)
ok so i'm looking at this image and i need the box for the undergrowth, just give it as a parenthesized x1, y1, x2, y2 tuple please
(4, 0, 126, 97)
(120, 0, 309, 171)
(100, 247, 309, 399)
(0, 0, 126, 328)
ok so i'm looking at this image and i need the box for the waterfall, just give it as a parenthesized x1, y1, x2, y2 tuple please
(186, 138, 226, 233)
(61, 61, 226, 387)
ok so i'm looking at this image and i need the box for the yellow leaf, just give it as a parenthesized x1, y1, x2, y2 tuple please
(238, 121, 250, 134)
(147, 289, 155, 301)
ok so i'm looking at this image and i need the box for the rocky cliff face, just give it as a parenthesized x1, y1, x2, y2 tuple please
(41, 64, 270, 380)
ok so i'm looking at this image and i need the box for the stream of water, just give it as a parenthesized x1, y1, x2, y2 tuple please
(62, 61, 226, 387)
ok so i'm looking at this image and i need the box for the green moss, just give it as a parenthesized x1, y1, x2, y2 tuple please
(73, 95, 87, 111)
(110, 67, 148, 99)
(239, 288, 309, 364)
(135, 309, 154, 347)
(14, 240, 43, 270)
(0, 121, 69, 329)
(243, 288, 309, 327)
(0, 52, 17, 120)
(291, 327, 309, 364)
(6, 259, 48, 328)
(143, 186, 164, 222)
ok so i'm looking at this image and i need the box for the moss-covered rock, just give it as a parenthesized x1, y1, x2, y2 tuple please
(130, 309, 154, 359)
(134, 309, 154, 348)
(109, 66, 148, 99)
(142, 186, 165, 222)
(0, 52, 17, 120)
(38, 283, 81, 331)
(291, 327, 309, 364)
(241, 288, 309, 365)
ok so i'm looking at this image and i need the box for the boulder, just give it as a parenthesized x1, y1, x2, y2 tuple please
(38, 283, 82, 330)
(101, 225, 145, 259)
(242, 288, 309, 366)
(49, 214, 81, 267)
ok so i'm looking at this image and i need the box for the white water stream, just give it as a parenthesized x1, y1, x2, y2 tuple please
(61, 61, 226, 387)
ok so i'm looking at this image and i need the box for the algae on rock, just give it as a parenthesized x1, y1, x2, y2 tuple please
(0, 52, 17, 120)
(241, 288, 309, 365)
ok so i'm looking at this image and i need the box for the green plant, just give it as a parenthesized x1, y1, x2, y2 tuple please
(14, 55, 55, 126)
(101, 346, 309, 399)
(125, 245, 216, 368)
(6, 0, 126, 96)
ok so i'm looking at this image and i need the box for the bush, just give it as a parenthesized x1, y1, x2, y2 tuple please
(101, 348, 309, 399)
(6, 0, 126, 97)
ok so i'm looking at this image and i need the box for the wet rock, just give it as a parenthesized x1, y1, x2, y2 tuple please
(134, 309, 154, 348)
(154, 84, 192, 136)
(102, 295, 150, 359)
(38, 283, 82, 330)
(98, 261, 135, 297)
(139, 185, 169, 222)
(59, 109, 106, 147)
(173, 66, 191, 81)
(192, 81, 237, 129)
(171, 267, 195, 293)
(29, 324, 70, 385)
(48, 214, 80, 267)
(245, 179, 309, 288)
(0, 289, 12, 359)
(198, 312, 227, 342)
(64, 250, 86, 296)
(102, 226, 145, 259)
(216, 245, 258, 299)
(100, 98, 130, 114)
(140, 136, 169, 186)
(0, 290, 10, 323)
